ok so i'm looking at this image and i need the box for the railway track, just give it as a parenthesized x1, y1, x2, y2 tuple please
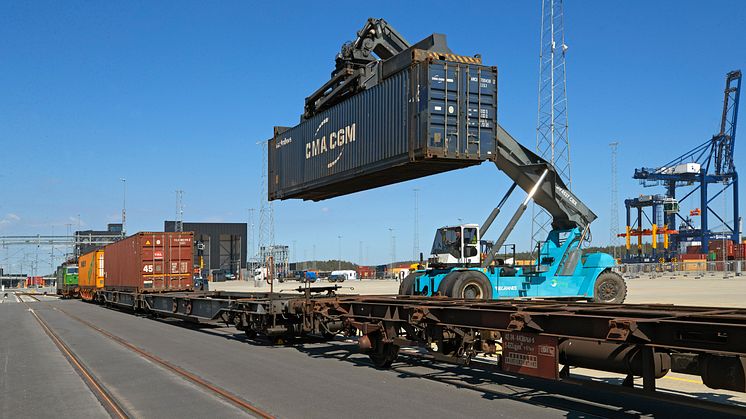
(48, 303, 274, 418)
(21, 295, 746, 417)
(18, 298, 129, 419)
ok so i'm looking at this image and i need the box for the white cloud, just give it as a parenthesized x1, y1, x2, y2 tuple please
(0, 213, 21, 227)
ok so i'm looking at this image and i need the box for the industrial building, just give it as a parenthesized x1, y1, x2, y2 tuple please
(74, 223, 124, 257)
(164, 221, 247, 279)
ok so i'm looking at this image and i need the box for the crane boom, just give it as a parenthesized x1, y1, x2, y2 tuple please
(303, 18, 456, 120)
(303, 18, 412, 120)
(495, 124, 596, 231)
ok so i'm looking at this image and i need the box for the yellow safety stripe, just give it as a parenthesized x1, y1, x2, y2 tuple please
(426, 51, 482, 64)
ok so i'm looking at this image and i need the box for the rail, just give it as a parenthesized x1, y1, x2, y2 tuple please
(52, 305, 274, 418)
(17, 298, 129, 418)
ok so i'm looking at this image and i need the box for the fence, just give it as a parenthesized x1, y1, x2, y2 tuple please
(618, 261, 744, 278)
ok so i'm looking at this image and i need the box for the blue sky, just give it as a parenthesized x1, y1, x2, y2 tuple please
(1, 1, 745, 272)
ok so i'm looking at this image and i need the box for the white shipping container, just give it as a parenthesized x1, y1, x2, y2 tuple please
(680, 241, 702, 254)
(673, 163, 700, 174)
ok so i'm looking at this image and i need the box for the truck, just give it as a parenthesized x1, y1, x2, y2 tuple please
(276, 269, 318, 283)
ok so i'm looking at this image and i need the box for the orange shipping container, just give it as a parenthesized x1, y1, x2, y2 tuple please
(682, 261, 706, 271)
(78, 249, 105, 301)
(104, 232, 193, 293)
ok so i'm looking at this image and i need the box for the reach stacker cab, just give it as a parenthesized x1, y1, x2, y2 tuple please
(402, 224, 624, 303)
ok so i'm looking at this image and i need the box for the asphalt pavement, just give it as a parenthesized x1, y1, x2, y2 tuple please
(0, 300, 107, 418)
(3, 297, 742, 418)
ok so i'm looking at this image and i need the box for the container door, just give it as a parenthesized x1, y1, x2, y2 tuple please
(426, 62, 497, 160)
(464, 65, 497, 159)
(166, 233, 193, 290)
(427, 62, 461, 157)
(97, 252, 105, 288)
(142, 234, 165, 290)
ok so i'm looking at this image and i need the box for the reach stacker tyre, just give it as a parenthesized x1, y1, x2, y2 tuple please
(449, 271, 493, 299)
(398, 272, 423, 295)
(591, 271, 627, 304)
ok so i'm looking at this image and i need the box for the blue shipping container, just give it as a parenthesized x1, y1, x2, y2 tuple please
(269, 58, 498, 201)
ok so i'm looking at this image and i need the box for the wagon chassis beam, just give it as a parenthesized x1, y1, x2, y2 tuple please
(92, 290, 746, 394)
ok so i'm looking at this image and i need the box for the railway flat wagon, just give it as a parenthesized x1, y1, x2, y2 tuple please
(103, 232, 194, 293)
(78, 249, 104, 301)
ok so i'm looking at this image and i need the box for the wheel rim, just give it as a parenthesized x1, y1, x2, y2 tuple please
(462, 282, 483, 299)
(598, 280, 618, 302)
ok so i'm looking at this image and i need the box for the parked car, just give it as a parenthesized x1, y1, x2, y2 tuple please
(328, 273, 345, 283)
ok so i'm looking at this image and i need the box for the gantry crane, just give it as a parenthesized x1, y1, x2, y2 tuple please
(631, 70, 741, 257)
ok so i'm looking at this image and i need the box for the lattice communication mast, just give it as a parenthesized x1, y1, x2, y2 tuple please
(532, 0, 572, 250)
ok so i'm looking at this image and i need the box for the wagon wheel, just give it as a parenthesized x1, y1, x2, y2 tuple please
(366, 332, 399, 369)
(439, 339, 461, 357)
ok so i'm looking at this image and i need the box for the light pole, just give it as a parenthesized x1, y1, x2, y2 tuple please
(388, 227, 395, 278)
(337, 235, 342, 270)
(120, 178, 127, 236)
(247, 208, 255, 268)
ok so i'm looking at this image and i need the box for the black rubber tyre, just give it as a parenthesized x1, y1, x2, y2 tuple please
(439, 339, 461, 356)
(449, 271, 493, 300)
(436, 271, 463, 296)
(591, 271, 627, 303)
(398, 272, 423, 295)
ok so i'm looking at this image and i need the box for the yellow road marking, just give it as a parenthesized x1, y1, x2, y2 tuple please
(662, 375, 702, 384)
